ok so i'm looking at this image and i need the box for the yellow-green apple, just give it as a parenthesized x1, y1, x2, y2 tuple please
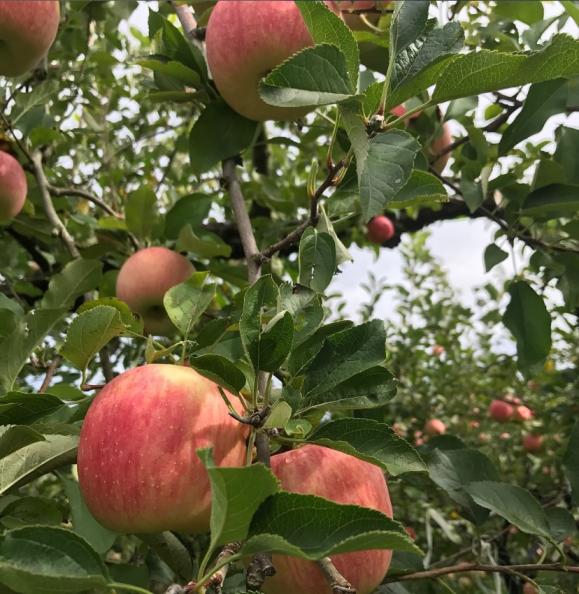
(264, 444, 393, 594)
(0, 151, 26, 222)
(367, 215, 395, 243)
(513, 405, 534, 422)
(116, 246, 194, 335)
(77, 364, 248, 534)
(488, 399, 514, 422)
(205, 0, 339, 121)
(424, 419, 446, 437)
(522, 433, 542, 453)
(0, 1, 60, 77)
(429, 122, 453, 174)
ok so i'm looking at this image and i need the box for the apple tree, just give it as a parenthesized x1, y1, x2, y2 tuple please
(0, 1, 578, 594)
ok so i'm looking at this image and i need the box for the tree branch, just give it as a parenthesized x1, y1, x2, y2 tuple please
(31, 151, 80, 258)
(205, 542, 241, 593)
(317, 557, 356, 594)
(47, 184, 122, 218)
(39, 356, 61, 393)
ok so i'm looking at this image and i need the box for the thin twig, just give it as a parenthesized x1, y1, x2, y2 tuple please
(47, 184, 122, 218)
(39, 356, 61, 393)
(31, 150, 80, 258)
(205, 542, 241, 593)
(318, 557, 356, 594)
(170, 0, 204, 50)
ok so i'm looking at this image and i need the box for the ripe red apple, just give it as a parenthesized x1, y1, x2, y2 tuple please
(0, 1, 60, 77)
(367, 215, 395, 243)
(430, 122, 453, 174)
(523, 583, 538, 594)
(488, 399, 514, 422)
(264, 445, 393, 594)
(424, 419, 446, 437)
(116, 247, 194, 335)
(206, 1, 338, 121)
(513, 405, 534, 422)
(432, 344, 445, 357)
(0, 151, 27, 222)
(77, 364, 248, 534)
(522, 433, 543, 453)
(404, 526, 416, 540)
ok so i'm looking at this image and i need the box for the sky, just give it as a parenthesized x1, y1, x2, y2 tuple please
(127, 2, 578, 323)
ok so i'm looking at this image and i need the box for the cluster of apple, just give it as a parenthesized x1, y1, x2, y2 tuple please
(488, 397, 542, 453)
(0, 1, 60, 222)
(77, 365, 394, 594)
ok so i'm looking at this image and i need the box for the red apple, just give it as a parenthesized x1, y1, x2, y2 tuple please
(116, 247, 194, 335)
(478, 432, 491, 444)
(264, 445, 393, 594)
(513, 405, 534, 422)
(404, 526, 416, 540)
(430, 122, 453, 174)
(523, 583, 538, 594)
(367, 215, 395, 243)
(522, 433, 543, 453)
(488, 399, 514, 422)
(0, 151, 27, 222)
(424, 419, 446, 437)
(0, 1, 60, 77)
(432, 344, 445, 357)
(77, 364, 248, 534)
(206, 1, 338, 121)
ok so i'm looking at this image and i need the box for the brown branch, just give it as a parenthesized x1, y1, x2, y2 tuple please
(31, 150, 80, 258)
(47, 184, 122, 218)
(318, 557, 356, 594)
(383, 563, 579, 584)
(245, 552, 276, 592)
(99, 346, 114, 383)
(39, 356, 61, 393)
(205, 542, 241, 593)
(170, 1, 205, 49)
(222, 159, 261, 283)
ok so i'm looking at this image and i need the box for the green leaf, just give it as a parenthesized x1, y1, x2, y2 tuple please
(0, 393, 63, 426)
(189, 354, 247, 394)
(263, 401, 293, 429)
(484, 243, 509, 272)
(465, 481, 551, 537)
(562, 1, 579, 27)
(392, 1, 430, 55)
(316, 206, 353, 266)
(307, 418, 426, 476)
(522, 184, 579, 220)
(125, 187, 163, 240)
(176, 225, 232, 258)
(554, 125, 579, 185)
(298, 228, 337, 293)
(499, 78, 569, 154)
(242, 492, 420, 559)
(0, 309, 65, 394)
(77, 298, 143, 334)
(0, 426, 45, 460)
(165, 194, 212, 239)
(198, 449, 279, 556)
(303, 319, 386, 398)
(563, 421, 579, 505)
(389, 170, 448, 209)
(0, 497, 63, 529)
(0, 434, 78, 496)
(138, 532, 193, 581)
(58, 475, 116, 555)
(61, 306, 126, 371)
(189, 101, 258, 175)
(163, 271, 215, 337)
(340, 99, 369, 178)
(41, 260, 103, 310)
(494, 0, 544, 25)
(432, 34, 579, 103)
(545, 507, 577, 542)
(260, 44, 354, 108)
(138, 58, 201, 87)
(503, 281, 552, 369)
(0, 526, 109, 594)
(239, 275, 279, 372)
(428, 448, 500, 525)
(359, 130, 420, 221)
(297, 0, 360, 88)
(258, 311, 294, 372)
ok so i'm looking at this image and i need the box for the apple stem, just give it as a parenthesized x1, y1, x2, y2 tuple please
(318, 557, 356, 594)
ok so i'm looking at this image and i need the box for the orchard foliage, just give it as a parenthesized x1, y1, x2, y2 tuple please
(0, 1, 578, 594)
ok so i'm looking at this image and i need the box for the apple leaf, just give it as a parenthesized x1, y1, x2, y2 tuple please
(258, 311, 294, 372)
(465, 481, 552, 538)
(164, 272, 216, 337)
(298, 228, 337, 293)
(0, 496, 63, 529)
(359, 130, 421, 222)
(125, 187, 164, 241)
(165, 194, 212, 240)
(545, 507, 576, 542)
(0, 526, 109, 594)
(0, 393, 64, 426)
(188, 354, 247, 394)
(522, 184, 579, 220)
(484, 243, 509, 272)
(61, 306, 127, 372)
(40, 259, 102, 311)
(138, 532, 194, 581)
(306, 418, 426, 476)
(503, 281, 552, 370)
(0, 426, 46, 460)
(340, 98, 369, 179)
(260, 44, 354, 108)
(138, 58, 201, 87)
(389, 170, 448, 209)
(391, 1, 430, 56)
(189, 101, 258, 175)
(242, 492, 420, 559)
(563, 421, 579, 506)
(176, 225, 232, 258)
(77, 298, 143, 334)
(297, 0, 359, 89)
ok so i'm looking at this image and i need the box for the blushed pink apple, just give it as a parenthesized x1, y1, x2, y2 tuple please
(0, 1, 60, 77)
(264, 445, 393, 594)
(430, 122, 453, 174)
(367, 215, 395, 243)
(116, 247, 194, 335)
(488, 399, 514, 422)
(522, 433, 543, 453)
(77, 364, 248, 534)
(513, 405, 534, 422)
(206, 1, 339, 121)
(424, 419, 446, 437)
(0, 151, 26, 222)
(432, 344, 445, 357)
